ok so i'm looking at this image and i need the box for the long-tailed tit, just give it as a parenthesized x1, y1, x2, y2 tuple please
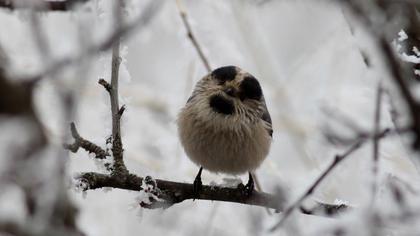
(177, 66, 272, 196)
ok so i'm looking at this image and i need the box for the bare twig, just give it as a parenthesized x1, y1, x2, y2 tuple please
(98, 78, 111, 92)
(76, 172, 349, 216)
(110, 44, 122, 142)
(176, 0, 211, 73)
(340, 7, 371, 68)
(270, 128, 390, 231)
(0, 0, 89, 11)
(324, 123, 408, 147)
(384, 89, 401, 130)
(106, 1, 127, 176)
(64, 122, 109, 159)
(372, 82, 384, 203)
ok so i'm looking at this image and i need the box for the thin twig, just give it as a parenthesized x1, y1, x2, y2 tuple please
(98, 78, 111, 92)
(0, 0, 89, 11)
(384, 89, 401, 131)
(372, 82, 383, 204)
(384, 89, 420, 172)
(175, 0, 211, 73)
(110, 44, 122, 140)
(64, 122, 109, 159)
(76, 172, 349, 216)
(252, 172, 272, 215)
(270, 128, 390, 231)
(340, 7, 371, 68)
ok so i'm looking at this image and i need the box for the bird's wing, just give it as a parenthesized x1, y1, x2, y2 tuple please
(186, 94, 195, 104)
(261, 99, 273, 137)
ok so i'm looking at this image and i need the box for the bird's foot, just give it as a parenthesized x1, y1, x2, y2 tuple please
(244, 181, 254, 196)
(238, 172, 254, 197)
(193, 167, 203, 200)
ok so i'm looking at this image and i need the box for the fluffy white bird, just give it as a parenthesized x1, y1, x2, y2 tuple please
(177, 66, 272, 196)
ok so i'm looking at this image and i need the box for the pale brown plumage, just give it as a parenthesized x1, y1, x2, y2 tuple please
(177, 66, 272, 175)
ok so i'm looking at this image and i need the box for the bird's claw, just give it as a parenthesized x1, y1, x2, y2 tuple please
(238, 172, 254, 197)
(193, 177, 202, 200)
(193, 167, 203, 200)
(244, 180, 254, 196)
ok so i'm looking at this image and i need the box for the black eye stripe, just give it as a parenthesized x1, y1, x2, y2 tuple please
(211, 66, 237, 83)
(209, 94, 235, 115)
(239, 76, 262, 101)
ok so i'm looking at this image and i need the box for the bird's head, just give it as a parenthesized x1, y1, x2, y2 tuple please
(191, 66, 265, 122)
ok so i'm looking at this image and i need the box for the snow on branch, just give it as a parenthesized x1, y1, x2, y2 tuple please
(75, 172, 350, 216)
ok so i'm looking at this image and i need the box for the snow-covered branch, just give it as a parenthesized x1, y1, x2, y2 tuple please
(76, 172, 349, 216)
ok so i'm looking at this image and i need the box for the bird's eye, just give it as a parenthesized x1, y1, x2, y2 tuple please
(211, 66, 237, 85)
(239, 76, 262, 101)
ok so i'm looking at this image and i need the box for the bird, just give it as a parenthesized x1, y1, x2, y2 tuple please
(177, 65, 272, 196)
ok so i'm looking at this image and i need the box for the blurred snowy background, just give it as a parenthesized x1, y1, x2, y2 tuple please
(1, 0, 420, 235)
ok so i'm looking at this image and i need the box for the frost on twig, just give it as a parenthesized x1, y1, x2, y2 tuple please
(73, 175, 89, 199)
(136, 176, 165, 208)
(393, 29, 420, 79)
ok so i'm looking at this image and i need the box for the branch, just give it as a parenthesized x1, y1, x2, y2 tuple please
(176, 0, 211, 73)
(107, 1, 127, 176)
(76, 172, 349, 216)
(0, 0, 89, 11)
(98, 78, 111, 92)
(270, 128, 391, 231)
(64, 122, 109, 159)
(372, 82, 384, 201)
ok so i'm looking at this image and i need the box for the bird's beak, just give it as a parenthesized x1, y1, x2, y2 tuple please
(224, 87, 236, 97)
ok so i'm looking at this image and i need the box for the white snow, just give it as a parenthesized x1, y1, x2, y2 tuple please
(135, 177, 162, 207)
(397, 30, 408, 42)
(400, 53, 420, 63)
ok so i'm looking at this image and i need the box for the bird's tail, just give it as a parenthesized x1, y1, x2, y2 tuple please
(251, 172, 272, 215)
